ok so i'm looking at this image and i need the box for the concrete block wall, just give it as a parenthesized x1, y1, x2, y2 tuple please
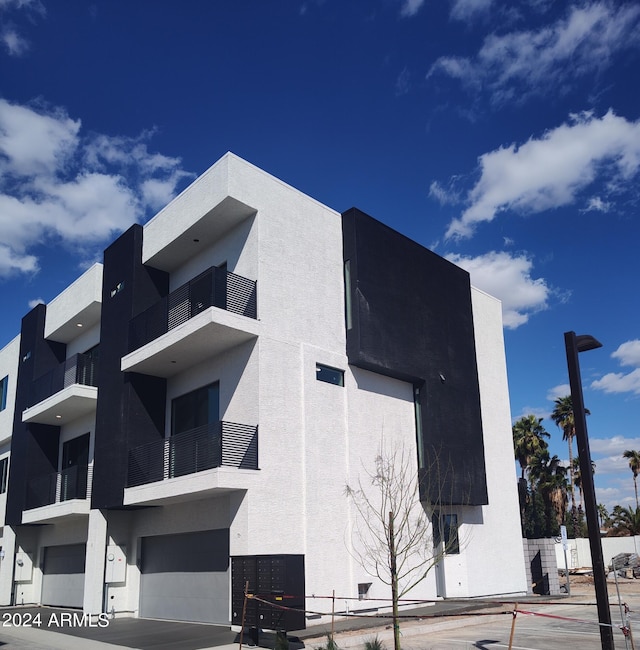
(523, 539, 561, 595)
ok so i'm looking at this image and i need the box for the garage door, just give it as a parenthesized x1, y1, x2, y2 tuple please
(41, 544, 86, 608)
(139, 529, 229, 624)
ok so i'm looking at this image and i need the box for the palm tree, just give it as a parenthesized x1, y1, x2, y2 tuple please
(513, 415, 550, 534)
(608, 505, 640, 536)
(597, 503, 609, 529)
(529, 449, 569, 536)
(572, 456, 595, 508)
(512, 415, 550, 484)
(551, 396, 590, 519)
(622, 450, 640, 510)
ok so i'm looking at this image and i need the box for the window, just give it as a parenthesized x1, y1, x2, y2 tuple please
(0, 457, 8, 494)
(344, 260, 352, 330)
(0, 375, 7, 411)
(110, 281, 125, 298)
(414, 385, 424, 469)
(358, 582, 372, 600)
(171, 382, 220, 435)
(315, 364, 344, 387)
(432, 512, 459, 555)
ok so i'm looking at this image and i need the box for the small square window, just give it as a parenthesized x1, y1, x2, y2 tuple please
(316, 364, 344, 386)
(358, 582, 371, 600)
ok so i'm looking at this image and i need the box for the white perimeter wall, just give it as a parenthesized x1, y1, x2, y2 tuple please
(556, 536, 640, 571)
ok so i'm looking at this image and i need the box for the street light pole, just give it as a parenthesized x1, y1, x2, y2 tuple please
(564, 331, 613, 650)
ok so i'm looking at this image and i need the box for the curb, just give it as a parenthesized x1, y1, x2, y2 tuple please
(303, 613, 511, 649)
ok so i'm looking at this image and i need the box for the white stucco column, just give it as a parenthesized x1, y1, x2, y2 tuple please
(0, 526, 16, 605)
(83, 509, 108, 615)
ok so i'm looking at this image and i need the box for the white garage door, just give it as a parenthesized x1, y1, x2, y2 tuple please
(41, 544, 86, 608)
(139, 529, 229, 624)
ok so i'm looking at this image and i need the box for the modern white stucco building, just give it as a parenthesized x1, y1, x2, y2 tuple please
(0, 153, 527, 627)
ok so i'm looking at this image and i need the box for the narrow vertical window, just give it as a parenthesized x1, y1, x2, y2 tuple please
(432, 512, 459, 555)
(414, 385, 425, 469)
(343, 260, 352, 330)
(0, 457, 8, 494)
(0, 375, 7, 411)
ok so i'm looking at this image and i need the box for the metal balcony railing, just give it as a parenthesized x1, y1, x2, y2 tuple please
(28, 353, 99, 408)
(128, 266, 257, 353)
(126, 421, 258, 488)
(25, 464, 92, 510)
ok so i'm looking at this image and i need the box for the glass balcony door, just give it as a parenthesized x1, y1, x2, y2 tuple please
(170, 382, 220, 477)
(61, 433, 89, 501)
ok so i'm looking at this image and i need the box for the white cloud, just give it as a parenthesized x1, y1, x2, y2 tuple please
(400, 0, 425, 18)
(1, 26, 28, 55)
(0, 99, 192, 278)
(590, 436, 640, 456)
(0, 242, 37, 276)
(0, 0, 44, 10)
(512, 406, 549, 423)
(0, 99, 80, 177)
(612, 340, 640, 367)
(444, 110, 640, 239)
(592, 369, 640, 396)
(446, 250, 550, 328)
(27, 297, 44, 309)
(429, 180, 461, 206)
(141, 173, 189, 212)
(582, 196, 610, 213)
(547, 384, 570, 401)
(0, 0, 45, 57)
(395, 67, 410, 96)
(450, 0, 493, 22)
(428, 2, 640, 105)
(591, 340, 640, 396)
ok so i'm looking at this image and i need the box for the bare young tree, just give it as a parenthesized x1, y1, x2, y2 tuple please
(345, 444, 460, 650)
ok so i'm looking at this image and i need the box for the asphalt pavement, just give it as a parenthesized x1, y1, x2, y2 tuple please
(0, 591, 632, 650)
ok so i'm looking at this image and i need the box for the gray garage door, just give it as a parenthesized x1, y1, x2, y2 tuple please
(41, 544, 86, 608)
(139, 529, 230, 624)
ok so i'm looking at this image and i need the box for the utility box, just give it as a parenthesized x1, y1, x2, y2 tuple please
(14, 552, 33, 582)
(232, 554, 305, 631)
(105, 545, 127, 583)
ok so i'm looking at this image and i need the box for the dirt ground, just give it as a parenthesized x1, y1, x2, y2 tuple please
(564, 573, 640, 601)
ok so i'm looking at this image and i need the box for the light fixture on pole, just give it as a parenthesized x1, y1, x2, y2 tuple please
(564, 331, 613, 650)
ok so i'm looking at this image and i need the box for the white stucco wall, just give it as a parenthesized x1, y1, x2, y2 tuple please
(44, 263, 102, 343)
(463, 287, 528, 597)
(0, 336, 20, 446)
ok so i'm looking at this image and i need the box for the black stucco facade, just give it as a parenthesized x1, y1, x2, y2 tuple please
(6, 305, 65, 526)
(91, 225, 168, 509)
(342, 208, 488, 506)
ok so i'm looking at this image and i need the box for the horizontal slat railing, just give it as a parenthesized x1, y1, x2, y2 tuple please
(25, 464, 90, 510)
(126, 421, 258, 488)
(128, 266, 257, 353)
(28, 353, 99, 408)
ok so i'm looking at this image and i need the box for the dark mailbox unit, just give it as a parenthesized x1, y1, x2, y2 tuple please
(232, 555, 305, 631)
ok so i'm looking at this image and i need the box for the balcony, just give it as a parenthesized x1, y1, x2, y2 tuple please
(22, 353, 99, 425)
(122, 266, 259, 378)
(124, 421, 259, 506)
(22, 464, 92, 524)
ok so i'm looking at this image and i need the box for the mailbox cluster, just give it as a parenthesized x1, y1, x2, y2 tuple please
(232, 554, 305, 632)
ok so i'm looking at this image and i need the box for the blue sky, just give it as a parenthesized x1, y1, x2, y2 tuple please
(1, 0, 639, 513)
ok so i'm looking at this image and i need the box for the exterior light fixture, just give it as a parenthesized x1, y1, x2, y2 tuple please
(564, 331, 612, 650)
